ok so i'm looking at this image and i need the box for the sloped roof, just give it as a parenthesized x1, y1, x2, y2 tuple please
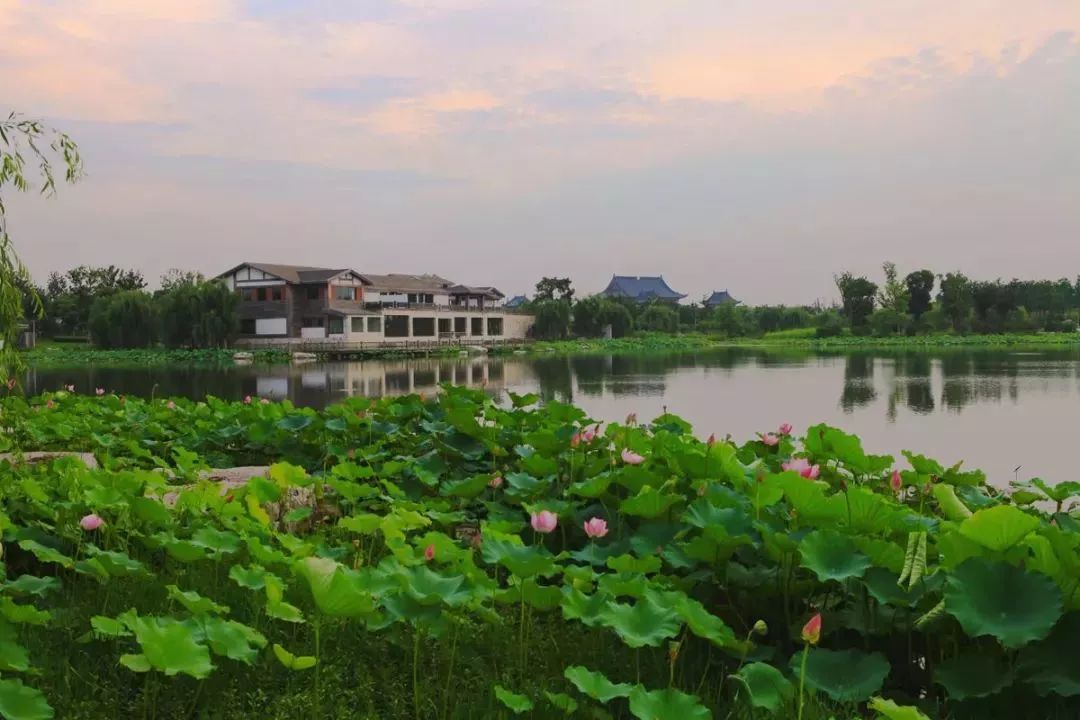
(358, 273, 456, 293)
(449, 284, 505, 299)
(602, 275, 686, 301)
(705, 290, 739, 306)
(219, 262, 359, 285)
(505, 295, 528, 308)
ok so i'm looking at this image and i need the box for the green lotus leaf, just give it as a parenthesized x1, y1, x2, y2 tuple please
(563, 666, 632, 702)
(789, 648, 890, 702)
(0, 679, 54, 720)
(543, 691, 578, 715)
(958, 506, 1040, 552)
(16, 540, 73, 569)
(606, 554, 661, 575)
(861, 567, 939, 607)
(799, 530, 871, 582)
(493, 685, 533, 714)
(560, 587, 610, 627)
(1032, 479, 1080, 504)
(481, 537, 557, 578)
(628, 686, 711, 720)
(0, 622, 29, 672)
(0, 598, 50, 626)
(399, 565, 469, 606)
(497, 580, 561, 611)
(272, 643, 317, 671)
(294, 557, 376, 617)
(166, 586, 229, 616)
(161, 538, 209, 563)
(672, 593, 743, 651)
(503, 472, 552, 499)
(84, 547, 149, 577)
(868, 697, 930, 720)
(733, 662, 794, 714)
(934, 652, 1014, 699)
(128, 616, 213, 678)
(944, 558, 1062, 648)
(1017, 611, 1080, 696)
(570, 542, 616, 567)
(282, 507, 313, 524)
(853, 537, 906, 574)
(201, 618, 267, 665)
(338, 513, 383, 534)
(933, 484, 973, 520)
(2, 576, 60, 598)
(90, 616, 131, 638)
(119, 654, 151, 673)
(682, 500, 753, 537)
(596, 572, 649, 599)
(620, 486, 683, 518)
(439, 474, 491, 498)
(229, 564, 272, 591)
(599, 595, 681, 648)
(130, 496, 173, 527)
(569, 473, 614, 498)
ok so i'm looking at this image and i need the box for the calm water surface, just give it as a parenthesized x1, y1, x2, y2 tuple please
(25, 348, 1080, 486)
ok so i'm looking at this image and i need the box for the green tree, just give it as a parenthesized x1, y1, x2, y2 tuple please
(638, 304, 678, 332)
(157, 279, 238, 348)
(937, 272, 974, 333)
(877, 262, 910, 315)
(572, 296, 634, 338)
(534, 277, 574, 303)
(0, 114, 81, 379)
(904, 270, 935, 319)
(159, 268, 205, 293)
(40, 264, 146, 335)
(88, 290, 157, 348)
(532, 299, 571, 340)
(834, 272, 878, 328)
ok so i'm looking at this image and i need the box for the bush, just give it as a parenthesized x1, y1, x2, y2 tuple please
(814, 310, 847, 338)
(88, 290, 157, 349)
(868, 308, 911, 337)
(532, 299, 571, 340)
(638, 304, 678, 333)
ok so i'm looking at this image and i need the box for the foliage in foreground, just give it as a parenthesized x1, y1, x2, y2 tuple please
(0, 389, 1078, 719)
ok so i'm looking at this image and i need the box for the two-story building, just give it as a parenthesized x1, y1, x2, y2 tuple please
(218, 262, 532, 345)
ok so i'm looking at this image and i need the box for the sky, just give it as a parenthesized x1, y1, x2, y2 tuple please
(2, 0, 1079, 304)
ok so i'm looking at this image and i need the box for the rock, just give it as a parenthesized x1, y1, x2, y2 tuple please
(0, 451, 98, 469)
(233, 351, 254, 363)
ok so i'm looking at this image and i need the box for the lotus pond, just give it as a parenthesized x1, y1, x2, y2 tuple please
(0, 388, 1077, 719)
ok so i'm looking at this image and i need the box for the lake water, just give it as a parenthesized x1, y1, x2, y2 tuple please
(24, 347, 1080, 486)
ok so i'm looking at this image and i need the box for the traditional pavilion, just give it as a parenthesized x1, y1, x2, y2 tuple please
(704, 290, 739, 307)
(600, 275, 686, 303)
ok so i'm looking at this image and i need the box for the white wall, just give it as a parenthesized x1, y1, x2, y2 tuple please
(301, 327, 326, 339)
(255, 318, 287, 336)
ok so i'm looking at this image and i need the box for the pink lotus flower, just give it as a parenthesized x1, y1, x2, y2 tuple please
(761, 433, 780, 447)
(801, 613, 822, 645)
(582, 424, 600, 443)
(783, 458, 820, 479)
(530, 510, 558, 534)
(779, 423, 793, 436)
(244, 395, 252, 404)
(890, 470, 903, 493)
(571, 433, 582, 448)
(80, 514, 104, 531)
(46, 399, 55, 409)
(424, 544, 435, 562)
(583, 517, 608, 539)
(95, 388, 105, 396)
(621, 448, 645, 465)
(166, 401, 176, 410)
(5, 378, 15, 390)
(489, 475, 503, 489)
(64, 384, 75, 392)
(707, 433, 716, 447)
(260, 397, 269, 405)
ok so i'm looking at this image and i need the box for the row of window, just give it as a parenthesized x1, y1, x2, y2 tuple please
(239, 315, 498, 336)
(238, 286, 360, 302)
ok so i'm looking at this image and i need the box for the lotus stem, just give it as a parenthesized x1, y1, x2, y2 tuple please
(797, 646, 810, 720)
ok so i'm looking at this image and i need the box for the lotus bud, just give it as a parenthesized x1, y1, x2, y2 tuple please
(801, 613, 822, 645)
(753, 620, 768, 636)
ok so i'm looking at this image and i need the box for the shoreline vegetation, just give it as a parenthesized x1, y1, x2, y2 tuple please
(0, 389, 1076, 718)
(19, 330, 1080, 367)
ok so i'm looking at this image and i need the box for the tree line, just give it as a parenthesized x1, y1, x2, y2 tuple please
(22, 266, 237, 349)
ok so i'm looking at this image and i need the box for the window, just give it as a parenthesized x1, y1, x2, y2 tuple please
(412, 317, 435, 337)
(486, 318, 503, 336)
(240, 318, 256, 335)
(438, 318, 451, 335)
(302, 317, 324, 328)
(334, 286, 357, 301)
(239, 288, 257, 302)
(454, 317, 467, 334)
(351, 317, 365, 333)
(306, 286, 322, 301)
(328, 316, 344, 335)
(384, 315, 409, 338)
(367, 317, 382, 333)
(407, 293, 418, 304)
(471, 317, 483, 336)
(270, 286, 284, 301)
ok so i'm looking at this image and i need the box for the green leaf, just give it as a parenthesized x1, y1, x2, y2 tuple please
(84, 547, 149, 577)
(958, 506, 1040, 552)
(293, 557, 375, 618)
(166, 585, 229, 616)
(733, 662, 794, 714)
(619, 486, 682, 518)
(272, 643, 317, 671)
(868, 697, 931, 720)
(628, 687, 711, 720)
(789, 648, 890, 702)
(560, 588, 610, 628)
(933, 484, 972, 520)
(128, 616, 213, 678)
(606, 554, 661, 575)
(481, 537, 557, 578)
(672, 594, 743, 651)
(16, 540, 73, 569)
(944, 558, 1063, 648)
(90, 616, 132, 638)
(2, 576, 60, 598)
(0, 623, 29, 672)
(493, 685, 533, 714)
(563, 666, 632, 702)
(119, 654, 152, 673)
(282, 507, 313, 524)
(543, 692, 578, 715)
(202, 618, 267, 665)
(190, 527, 243, 555)
(0, 679, 54, 720)
(228, 564, 271, 591)
(934, 652, 1014, 699)
(798, 530, 871, 582)
(1017, 610, 1080, 696)
(599, 596, 681, 648)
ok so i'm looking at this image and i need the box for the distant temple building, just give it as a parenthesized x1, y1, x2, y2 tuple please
(600, 275, 686, 303)
(504, 295, 528, 309)
(704, 290, 739, 307)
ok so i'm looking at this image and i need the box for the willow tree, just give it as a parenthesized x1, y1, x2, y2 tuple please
(0, 113, 81, 380)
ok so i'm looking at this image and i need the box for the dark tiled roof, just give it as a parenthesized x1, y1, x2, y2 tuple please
(220, 262, 356, 285)
(358, 273, 456, 292)
(505, 295, 528, 308)
(601, 275, 686, 302)
(449, 284, 504, 299)
(705, 290, 739, 306)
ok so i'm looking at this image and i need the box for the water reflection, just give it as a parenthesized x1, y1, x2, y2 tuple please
(25, 346, 1080, 484)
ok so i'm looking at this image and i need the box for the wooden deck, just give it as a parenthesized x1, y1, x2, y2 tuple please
(236, 336, 530, 359)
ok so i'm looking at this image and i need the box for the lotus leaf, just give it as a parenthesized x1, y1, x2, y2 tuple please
(958, 505, 1040, 552)
(788, 648, 890, 702)
(1017, 611, 1080, 696)
(127, 615, 213, 678)
(563, 666, 632, 702)
(166, 585, 229, 615)
(733, 662, 794, 714)
(201, 618, 267, 665)
(944, 558, 1062, 648)
(294, 557, 376, 617)
(934, 651, 1014, 699)
(868, 697, 931, 720)
(799, 530, 871, 582)
(599, 595, 681, 648)
(628, 686, 711, 720)
(272, 643, 317, 671)
(2, 576, 60, 597)
(0, 679, 54, 720)
(620, 486, 683, 518)
(493, 686, 533, 714)
(543, 691, 578, 715)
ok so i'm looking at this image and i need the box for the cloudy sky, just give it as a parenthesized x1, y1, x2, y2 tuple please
(2, 1, 1078, 303)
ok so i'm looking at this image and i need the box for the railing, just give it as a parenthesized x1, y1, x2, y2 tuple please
(366, 302, 532, 315)
(236, 337, 530, 353)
